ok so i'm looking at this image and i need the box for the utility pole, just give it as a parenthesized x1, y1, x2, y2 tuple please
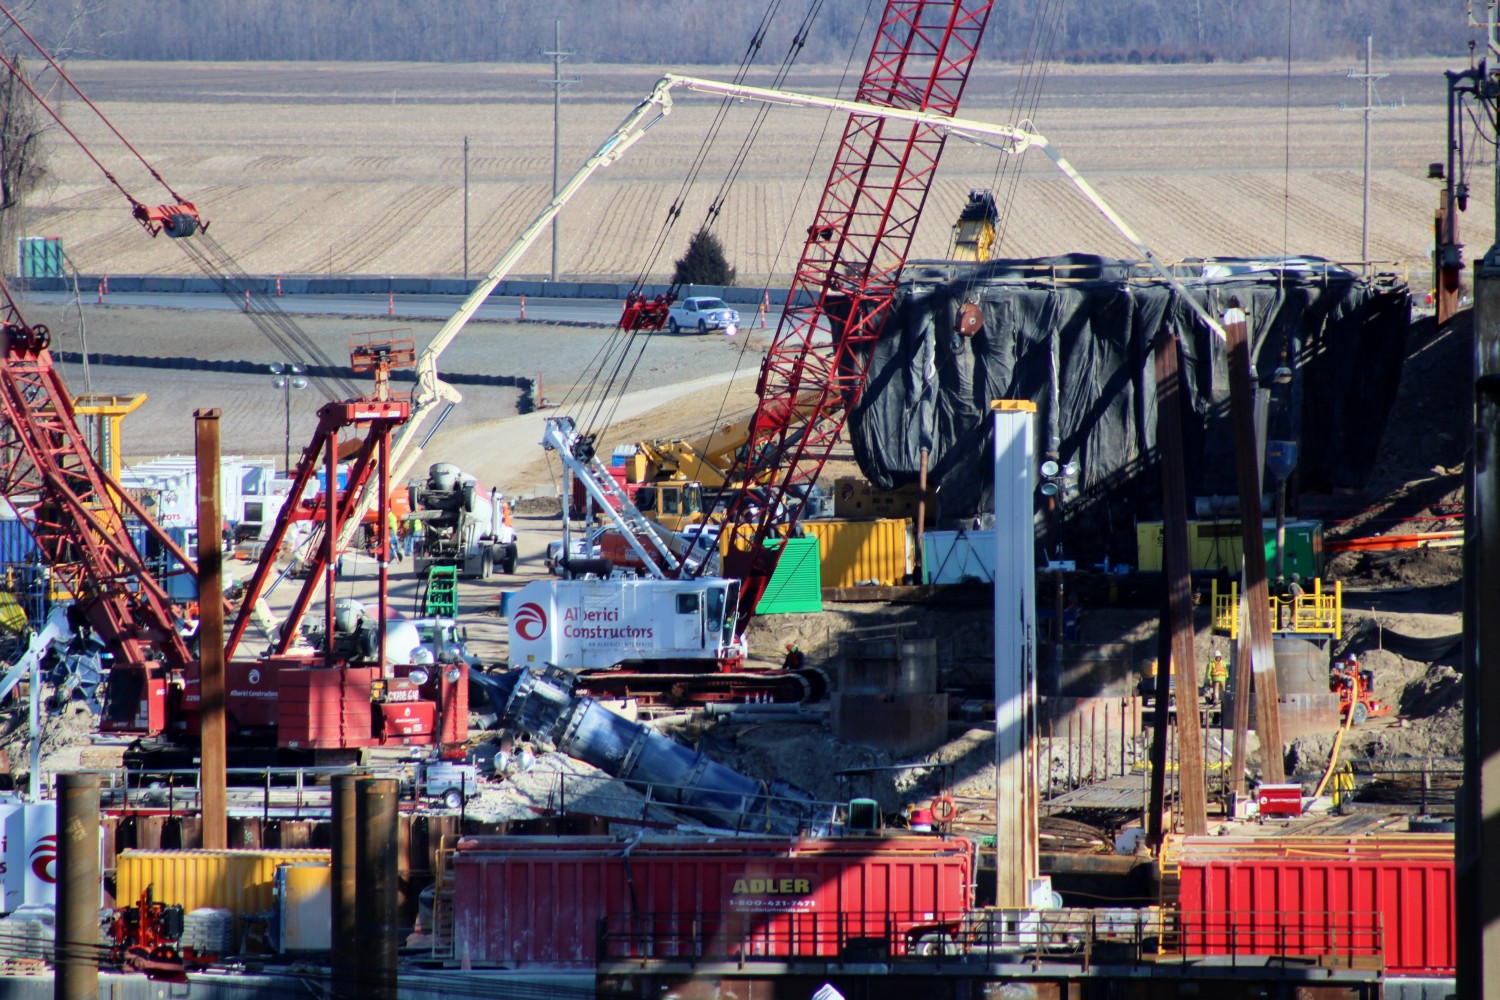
(462, 135, 470, 283)
(1341, 35, 1391, 274)
(540, 20, 579, 284)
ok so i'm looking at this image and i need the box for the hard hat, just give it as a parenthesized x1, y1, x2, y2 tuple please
(1346, 653, 1357, 666)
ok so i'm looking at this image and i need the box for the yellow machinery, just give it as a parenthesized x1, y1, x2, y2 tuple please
(74, 393, 147, 478)
(951, 189, 999, 261)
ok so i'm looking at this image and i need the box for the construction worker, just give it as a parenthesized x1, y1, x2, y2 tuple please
(389, 509, 404, 563)
(1205, 647, 1229, 704)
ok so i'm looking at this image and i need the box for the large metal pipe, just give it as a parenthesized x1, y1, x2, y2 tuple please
(195, 408, 227, 849)
(490, 666, 818, 833)
(330, 774, 359, 999)
(355, 777, 399, 1000)
(56, 773, 99, 1000)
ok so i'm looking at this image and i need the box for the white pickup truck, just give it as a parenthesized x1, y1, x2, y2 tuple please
(666, 296, 740, 335)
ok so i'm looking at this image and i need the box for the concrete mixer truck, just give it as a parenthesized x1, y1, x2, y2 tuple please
(410, 463, 518, 579)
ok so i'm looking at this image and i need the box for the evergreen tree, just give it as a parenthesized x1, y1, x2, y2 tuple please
(672, 228, 736, 287)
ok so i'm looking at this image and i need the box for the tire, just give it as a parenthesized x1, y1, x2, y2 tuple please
(910, 932, 954, 957)
(1351, 701, 1369, 726)
(443, 788, 463, 810)
(668, 318, 680, 335)
(502, 544, 518, 575)
(698, 319, 708, 334)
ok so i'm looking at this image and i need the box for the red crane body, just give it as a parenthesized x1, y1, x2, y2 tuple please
(719, 0, 993, 613)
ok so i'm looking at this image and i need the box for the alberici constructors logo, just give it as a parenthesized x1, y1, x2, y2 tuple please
(30, 835, 56, 884)
(513, 602, 548, 642)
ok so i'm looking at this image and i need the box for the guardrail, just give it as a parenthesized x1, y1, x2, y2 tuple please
(596, 905, 1383, 971)
(1211, 578, 1342, 640)
(1177, 908, 1384, 969)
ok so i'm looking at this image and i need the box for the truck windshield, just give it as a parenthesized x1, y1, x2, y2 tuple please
(698, 298, 728, 310)
(684, 485, 703, 515)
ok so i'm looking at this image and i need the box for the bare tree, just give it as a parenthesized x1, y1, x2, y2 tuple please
(0, 55, 46, 214)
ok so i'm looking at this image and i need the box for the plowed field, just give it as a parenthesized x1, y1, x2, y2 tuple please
(24, 58, 1469, 287)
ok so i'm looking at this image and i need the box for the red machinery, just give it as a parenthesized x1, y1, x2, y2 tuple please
(0, 287, 199, 732)
(0, 13, 464, 760)
(709, 0, 994, 615)
(1331, 656, 1390, 726)
(107, 885, 215, 981)
(107, 356, 468, 761)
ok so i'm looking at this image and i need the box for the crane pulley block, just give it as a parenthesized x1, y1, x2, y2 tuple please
(133, 202, 206, 239)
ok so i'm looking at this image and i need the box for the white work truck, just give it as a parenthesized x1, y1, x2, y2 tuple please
(505, 577, 746, 671)
(666, 296, 740, 335)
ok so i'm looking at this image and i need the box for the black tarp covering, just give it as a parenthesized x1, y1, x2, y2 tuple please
(847, 255, 1411, 565)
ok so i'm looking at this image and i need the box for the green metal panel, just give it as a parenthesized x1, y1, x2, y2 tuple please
(1263, 519, 1323, 580)
(425, 565, 459, 617)
(754, 536, 823, 614)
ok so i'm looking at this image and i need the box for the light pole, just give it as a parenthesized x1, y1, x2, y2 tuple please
(270, 362, 308, 474)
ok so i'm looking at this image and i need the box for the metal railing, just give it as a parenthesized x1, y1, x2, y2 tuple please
(596, 905, 1385, 971)
(1176, 908, 1384, 969)
(1212, 578, 1342, 639)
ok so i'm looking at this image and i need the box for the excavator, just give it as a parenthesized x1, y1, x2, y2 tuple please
(621, 398, 825, 532)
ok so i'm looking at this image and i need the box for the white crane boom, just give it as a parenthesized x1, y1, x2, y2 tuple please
(344, 72, 1227, 546)
(338, 77, 679, 548)
(661, 73, 1229, 341)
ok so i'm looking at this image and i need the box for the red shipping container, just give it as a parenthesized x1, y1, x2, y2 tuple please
(1178, 851, 1455, 975)
(451, 836, 973, 967)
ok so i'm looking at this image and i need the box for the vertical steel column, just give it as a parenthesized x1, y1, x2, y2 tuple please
(324, 426, 339, 668)
(1150, 329, 1208, 835)
(1224, 303, 1286, 785)
(55, 773, 99, 1000)
(992, 400, 1039, 907)
(331, 774, 359, 999)
(356, 777, 400, 999)
(1461, 255, 1500, 1000)
(377, 425, 390, 672)
(195, 409, 227, 849)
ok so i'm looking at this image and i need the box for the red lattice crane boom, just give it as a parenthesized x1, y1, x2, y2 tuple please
(0, 287, 196, 683)
(718, 0, 993, 611)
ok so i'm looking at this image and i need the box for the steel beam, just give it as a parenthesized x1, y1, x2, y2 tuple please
(55, 774, 99, 1000)
(1224, 304, 1286, 786)
(992, 400, 1039, 907)
(195, 409, 227, 849)
(1150, 329, 1208, 836)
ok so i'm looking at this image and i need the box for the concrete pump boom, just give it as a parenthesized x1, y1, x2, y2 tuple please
(337, 77, 681, 549)
(344, 70, 1223, 547)
(661, 73, 1230, 342)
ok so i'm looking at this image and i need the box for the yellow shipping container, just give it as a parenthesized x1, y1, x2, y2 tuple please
(801, 518, 914, 588)
(116, 849, 330, 936)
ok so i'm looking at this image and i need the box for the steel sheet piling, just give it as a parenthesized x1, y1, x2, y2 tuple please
(356, 777, 399, 999)
(195, 408, 227, 849)
(56, 774, 99, 1000)
(331, 775, 359, 999)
